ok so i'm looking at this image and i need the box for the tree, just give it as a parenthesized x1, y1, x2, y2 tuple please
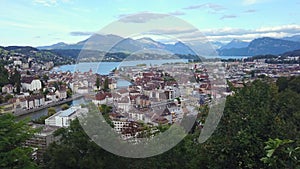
(61, 104, 70, 110)
(66, 88, 73, 98)
(4, 94, 13, 102)
(43, 119, 105, 169)
(201, 80, 280, 169)
(0, 114, 38, 168)
(0, 62, 9, 87)
(0, 106, 4, 113)
(261, 138, 300, 168)
(95, 76, 101, 91)
(42, 74, 49, 83)
(10, 68, 21, 94)
(48, 107, 56, 116)
(98, 104, 112, 114)
(103, 77, 109, 92)
(276, 77, 289, 92)
(42, 78, 300, 169)
(288, 76, 300, 93)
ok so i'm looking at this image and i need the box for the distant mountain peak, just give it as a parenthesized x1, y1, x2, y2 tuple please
(231, 39, 242, 42)
(282, 35, 300, 42)
(220, 39, 249, 50)
(219, 36, 300, 56)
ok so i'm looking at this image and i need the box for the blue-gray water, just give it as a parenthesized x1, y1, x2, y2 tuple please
(52, 59, 189, 74)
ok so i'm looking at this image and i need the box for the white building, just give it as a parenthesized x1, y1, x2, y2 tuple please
(116, 96, 131, 112)
(46, 92, 57, 102)
(77, 87, 89, 94)
(112, 120, 130, 133)
(21, 77, 42, 91)
(55, 89, 67, 100)
(13, 60, 22, 66)
(129, 111, 144, 121)
(1, 84, 14, 94)
(45, 106, 87, 127)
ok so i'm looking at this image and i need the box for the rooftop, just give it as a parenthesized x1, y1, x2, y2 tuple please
(59, 107, 78, 117)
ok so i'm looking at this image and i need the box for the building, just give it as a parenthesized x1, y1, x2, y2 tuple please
(116, 96, 131, 112)
(21, 77, 42, 91)
(25, 95, 45, 109)
(1, 84, 14, 94)
(92, 92, 113, 105)
(77, 87, 89, 94)
(0, 102, 14, 114)
(46, 92, 57, 102)
(45, 106, 87, 127)
(26, 124, 60, 163)
(112, 120, 130, 134)
(55, 89, 67, 100)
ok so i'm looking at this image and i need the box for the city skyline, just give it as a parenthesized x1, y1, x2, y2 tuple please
(1, 0, 300, 46)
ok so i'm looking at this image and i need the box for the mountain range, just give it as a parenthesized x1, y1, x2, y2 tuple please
(38, 34, 300, 57)
(218, 37, 300, 56)
(220, 39, 249, 50)
(38, 34, 196, 55)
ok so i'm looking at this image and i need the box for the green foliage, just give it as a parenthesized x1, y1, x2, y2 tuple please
(4, 94, 13, 101)
(136, 63, 146, 67)
(95, 76, 100, 90)
(0, 62, 9, 87)
(32, 115, 48, 124)
(48, 107, 56, 116)
(10, 68, 21, 94)
(60, 104, 70, 110)
(98, 104, 113, 127)
(261, 138, 300, 168)
(157, 124, 171, 132)
(66, 88, 72, 98)
(200, 79, 299, 169)
(276, 77, 289, 92)
(98, 104, 112, 114)
(0, 114, 38, 169)
(42, 74, 49, 82)
(103, 77, 109, 92)
(42, 77, 300, 169)
(43, 119, 105, 169)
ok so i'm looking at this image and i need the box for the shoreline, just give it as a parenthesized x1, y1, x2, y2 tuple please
(14, 94, 84, 117)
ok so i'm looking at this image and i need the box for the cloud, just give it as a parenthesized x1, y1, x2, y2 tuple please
(33, 0, 71, 6)
(168, 11, 185, 16)
(0, 20, 34, 29)
(145, 25, 300, 42)
(177, 24, 300, 42)
(34, 0, 57, 6)
(183, 3, 226, 11)
(244, 9, 257, 13)
(243, 0, 259, 5)
(220, 15, 237, 20)
(70, 31, 93, 36)
(148, 28, 198, 35)
(118, 12, 168, 23)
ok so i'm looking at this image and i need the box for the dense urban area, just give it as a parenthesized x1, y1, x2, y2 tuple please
(0, 45, 299, 169)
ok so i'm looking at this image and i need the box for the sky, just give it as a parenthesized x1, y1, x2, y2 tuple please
(0, 0, 300, 46)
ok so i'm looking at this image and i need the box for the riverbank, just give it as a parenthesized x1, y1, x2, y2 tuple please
(14, 94, 84, 117)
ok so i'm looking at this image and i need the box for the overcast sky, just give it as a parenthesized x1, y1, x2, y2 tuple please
(1, 0, 300, 46)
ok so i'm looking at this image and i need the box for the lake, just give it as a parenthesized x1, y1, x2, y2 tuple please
(52, 59, 189, 75)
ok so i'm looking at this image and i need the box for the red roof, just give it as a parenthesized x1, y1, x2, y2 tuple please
(95, 92, 112, 101)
